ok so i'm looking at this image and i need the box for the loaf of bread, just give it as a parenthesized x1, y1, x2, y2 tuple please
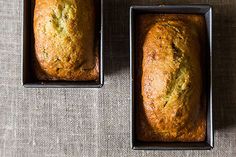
(34, 0, 98, 80)
(136, 14, 206, 142)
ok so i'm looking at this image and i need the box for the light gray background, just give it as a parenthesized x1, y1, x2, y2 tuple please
(0, 0, 236, 156)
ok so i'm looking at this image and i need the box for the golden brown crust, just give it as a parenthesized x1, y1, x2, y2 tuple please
(136, 14, 206, 142)
(34, 0, 98, 81)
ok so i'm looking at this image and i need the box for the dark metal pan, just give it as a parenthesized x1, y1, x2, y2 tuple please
(22, 0, 103, 88)
(130, 5, 213, 150)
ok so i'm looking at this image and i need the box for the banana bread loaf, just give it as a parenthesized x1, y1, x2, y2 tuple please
(34, 0, 98, 80)
(136, 14, 206, 142)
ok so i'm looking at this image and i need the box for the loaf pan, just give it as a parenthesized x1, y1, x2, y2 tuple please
(130, 5, 213, 150)
(22, 0, 103, 88)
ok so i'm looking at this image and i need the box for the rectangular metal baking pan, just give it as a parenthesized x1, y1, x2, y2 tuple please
(22, 0, 104, 88)
(130, 5, 213, 150)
